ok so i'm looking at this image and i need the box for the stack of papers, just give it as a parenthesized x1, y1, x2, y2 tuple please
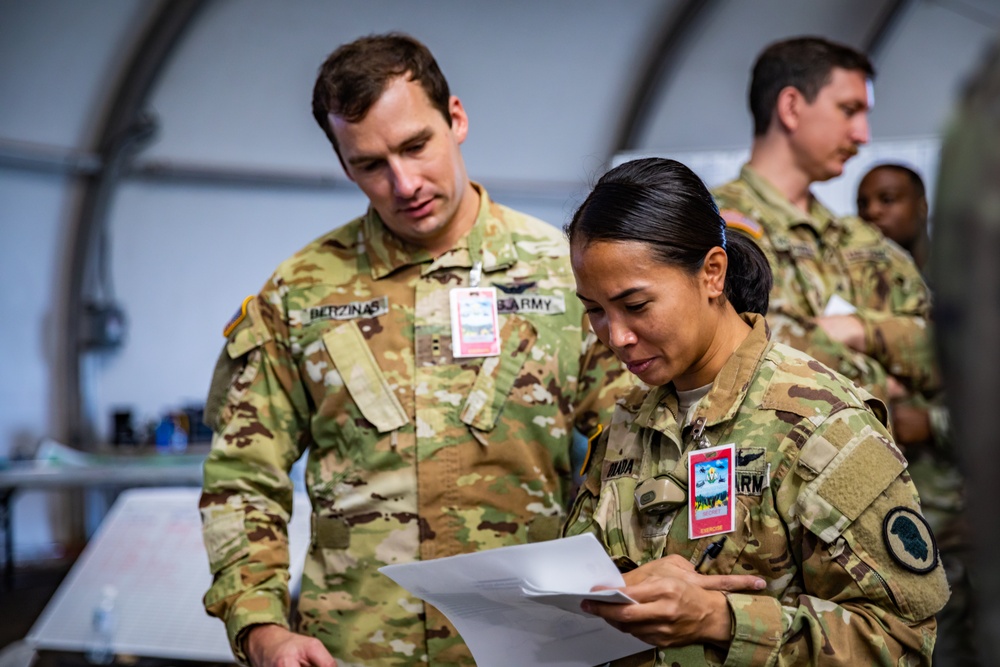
(380, 533, 653, 667)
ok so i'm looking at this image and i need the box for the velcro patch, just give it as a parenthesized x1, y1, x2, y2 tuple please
(293, 296, 389, 325)
(883, 507, 938, 574)
(313, 515, 351, 549)
(602, 457, 637, 481)
(497, 293, 566, 315)
(735, 447, 769, 496)
(817, 431, 904, 522)
(720, 209, 763, 239)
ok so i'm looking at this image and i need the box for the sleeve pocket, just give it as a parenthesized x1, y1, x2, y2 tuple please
(202, 511, 251, 575)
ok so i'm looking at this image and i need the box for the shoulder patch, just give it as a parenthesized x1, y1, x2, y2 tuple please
(883, 507, 938, 574)
(223, 295, 255, 337)
(720, 209, 763, 239)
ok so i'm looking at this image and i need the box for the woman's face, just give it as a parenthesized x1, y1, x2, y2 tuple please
(571, 239, 725, 389)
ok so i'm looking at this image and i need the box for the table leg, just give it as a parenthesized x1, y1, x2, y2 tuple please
(1, 488, 13, 590)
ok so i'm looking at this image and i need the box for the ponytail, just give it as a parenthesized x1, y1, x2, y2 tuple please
(722, 230, 771, 315)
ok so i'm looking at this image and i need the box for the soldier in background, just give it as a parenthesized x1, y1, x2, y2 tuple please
(932, 38, 1000, 667)
(857, 164, 930, 271)
(858, 164, 976, 666)
(198, 33, 627, 667)
(712, 36, 938, 407)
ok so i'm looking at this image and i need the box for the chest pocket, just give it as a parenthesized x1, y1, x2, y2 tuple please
(841, 246, 894, 311)
(323, 321, 409, 433)
(770, 234, 828, 317)
(459, 315, 537, 432)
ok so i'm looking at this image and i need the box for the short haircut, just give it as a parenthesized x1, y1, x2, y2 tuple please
(312, 33, 451, 154)
(866, 163, 927, 198)
(750, 36, 875, 136)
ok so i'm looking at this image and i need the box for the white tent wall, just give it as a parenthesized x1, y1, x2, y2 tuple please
(0, 0, 154, 561)
(94, 0, 667, 434)
(0, 0, 997, 563)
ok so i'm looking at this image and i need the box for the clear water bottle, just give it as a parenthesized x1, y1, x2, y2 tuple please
(86, 585, 118, 664)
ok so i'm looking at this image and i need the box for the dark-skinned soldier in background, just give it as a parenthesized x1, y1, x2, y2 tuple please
(857, 163, 976, 666)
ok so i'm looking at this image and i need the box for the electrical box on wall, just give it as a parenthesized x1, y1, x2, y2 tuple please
(82, 301, 127, 351)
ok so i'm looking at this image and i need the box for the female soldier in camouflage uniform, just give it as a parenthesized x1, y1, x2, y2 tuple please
(564, 158, 949, 666)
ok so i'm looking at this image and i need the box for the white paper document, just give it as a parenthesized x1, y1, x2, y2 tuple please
(823, 293, 858, 316)
(379, 533, 653, 667)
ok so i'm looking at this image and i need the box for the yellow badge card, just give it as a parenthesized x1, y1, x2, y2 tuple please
(450, 287, 501, 358)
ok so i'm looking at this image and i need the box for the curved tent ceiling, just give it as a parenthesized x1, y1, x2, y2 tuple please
(1, 0, 998, 445)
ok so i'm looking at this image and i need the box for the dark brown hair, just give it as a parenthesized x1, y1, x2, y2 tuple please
(750, 36, 875, 136)
(566, 158, 772, 316)
(312, 33, 451, 155)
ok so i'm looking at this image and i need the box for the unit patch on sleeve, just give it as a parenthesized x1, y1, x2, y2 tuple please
(735, 447, 769, 496)
(222, 295, 255, 337)
(883, 507, 938, 574)
(720, 209, 764, 240)
(292, 296, 389, 325)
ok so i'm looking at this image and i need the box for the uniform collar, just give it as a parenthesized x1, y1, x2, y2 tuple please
(363, 182, 518, 280)
(637, 313, 772, 438)
(739, 164, 842, 236)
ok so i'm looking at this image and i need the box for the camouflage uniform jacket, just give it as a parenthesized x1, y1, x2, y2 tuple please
(564, 314, 949, 666)
(712, 166, 938, 402)
(200, 185, 627, 666)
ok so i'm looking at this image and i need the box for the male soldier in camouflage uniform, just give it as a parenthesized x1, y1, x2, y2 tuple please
(199, 33, 627, 667)
(712, 37, 938, 406)
(857, 164, 931, 271)
(856, 164, 967, 596)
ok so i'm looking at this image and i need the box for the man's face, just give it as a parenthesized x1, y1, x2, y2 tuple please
(857, 168, 927, 248)
(789, 67, 872, 183)
(330, 76, 474, 254)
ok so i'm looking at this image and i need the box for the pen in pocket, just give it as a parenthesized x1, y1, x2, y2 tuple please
(695, 535, 727, 572)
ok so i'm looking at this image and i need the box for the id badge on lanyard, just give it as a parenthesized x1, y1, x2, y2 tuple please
(688, 442, 736, 539)
(450, 260, 501, 358)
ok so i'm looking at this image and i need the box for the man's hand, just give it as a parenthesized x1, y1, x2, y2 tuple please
(815, 314, 865, 352)
(245, 624, 337, 667)
(890, 402, 933, 446)
(886, 375, 908, 400)
(582, 555, 765, 649)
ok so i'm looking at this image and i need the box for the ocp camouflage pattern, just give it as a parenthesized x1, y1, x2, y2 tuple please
(199, 185, 629, 665)
(564, 314, 949, 666)
(713, 166, 939, 403)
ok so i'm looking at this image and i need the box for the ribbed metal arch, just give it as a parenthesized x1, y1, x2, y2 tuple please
(61, 0, 209, 446)
(609, 0, 719, 157)
(610, 0, 914, 160)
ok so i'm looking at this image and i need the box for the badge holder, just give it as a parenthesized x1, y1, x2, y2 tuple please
(688, 443, 736, 540)
(450, 261, 501, 358)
